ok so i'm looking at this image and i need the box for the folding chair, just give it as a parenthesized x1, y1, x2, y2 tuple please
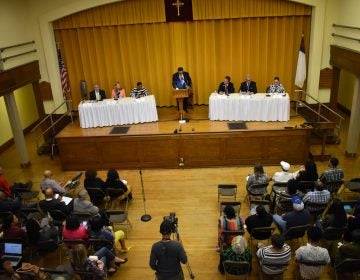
(333, 258, 360, 280)
(283, 224, 309, 249)
(295, 259, 328, 280)
(222, 260, 251, 279)
(219, 201, 241, 216)
(249, 227, 275, 247)
(105, 187, 127, 209)
(325, 180, 344, 196)
(245, 183, 269, 203)
(106, 197, 132, 236)
(218, 184, 237, 202)
(304, 201, 328, 219)
(86, 187, 107, 207)
(250, 200, 271, 214)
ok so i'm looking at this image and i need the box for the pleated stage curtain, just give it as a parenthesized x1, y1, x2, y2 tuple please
(53, 0, 311, 107)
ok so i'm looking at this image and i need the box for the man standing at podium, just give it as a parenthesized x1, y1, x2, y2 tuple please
(172, 67, 192, 112)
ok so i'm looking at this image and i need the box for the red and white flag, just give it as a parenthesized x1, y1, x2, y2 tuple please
(57, 48, 70, 99)
(295, 36, 306, 88)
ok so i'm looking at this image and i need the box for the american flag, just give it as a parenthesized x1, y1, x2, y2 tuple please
(57, 48, 70, 99)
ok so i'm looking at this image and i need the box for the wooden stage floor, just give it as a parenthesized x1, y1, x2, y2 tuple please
(57, 105, 311, 170)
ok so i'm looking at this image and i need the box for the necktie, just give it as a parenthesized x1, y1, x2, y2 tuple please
(225, 84, 228, 94)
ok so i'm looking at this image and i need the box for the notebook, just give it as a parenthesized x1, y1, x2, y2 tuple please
(1, 243, 23, 267)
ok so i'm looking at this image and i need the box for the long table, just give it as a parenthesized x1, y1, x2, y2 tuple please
(209, 92, 290, 122)
(78, 95, 158, 128)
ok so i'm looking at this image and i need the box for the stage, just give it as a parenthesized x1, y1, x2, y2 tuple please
(56, 105, 311, 170)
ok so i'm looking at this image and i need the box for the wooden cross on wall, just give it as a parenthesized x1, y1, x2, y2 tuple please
(172, 0, 184, 16)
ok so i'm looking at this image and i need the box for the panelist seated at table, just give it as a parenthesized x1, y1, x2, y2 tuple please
(89, 84, 106, 101)
(111, 82, 126, 99)
(239, 74, 257, 94)
(130, 82, 149, 98)
(217, 76, 235, 95)
(267, 76, 285, 94)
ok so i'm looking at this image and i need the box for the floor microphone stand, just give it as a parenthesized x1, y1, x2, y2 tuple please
(139, 167, 151, 222)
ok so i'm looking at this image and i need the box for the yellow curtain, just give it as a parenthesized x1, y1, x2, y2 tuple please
(54, 0, 311, 107)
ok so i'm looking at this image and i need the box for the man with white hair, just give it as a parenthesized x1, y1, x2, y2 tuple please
(272, 161, 293, 183)
(272, 196, 311, 234)
(218, 235, 252, 274)
(40, 170, 67, 194)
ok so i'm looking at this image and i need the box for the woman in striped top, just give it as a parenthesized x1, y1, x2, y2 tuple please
(256, 234, 291, 276)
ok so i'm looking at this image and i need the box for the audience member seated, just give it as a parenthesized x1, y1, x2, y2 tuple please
(293, 159, 318, 184)
(111, 82, 126, 99)
(345, 199, 360, 241)
(218, 205, 244, 250)
(25, 215, 60, 244)
(295, 226, 330, 279)
(256, 234, 291, 276)
(0, 190, 21, 212)
(40, 170, 67, 195)
(74, 189, 99, 216)
(0, 166, 32, 198)
(84, 170, 106, 190)
(39, 187, 71, 215)
(2, 213, 27, 239)
(217, 76, 235, 95)
(246, 163, 269, 195)
(330, 229, 360, 266)
(130, 81, 149, 98)
(268, 76, 285, 94)
(319, 157, 344, 183)
(218, 235, 252, 274)
(272, 161, 293, 183)
(273, 196, 311, 234)
(245, 205, 273, 239)
(274, 179, 303, 214)
(88, 215, 131, 253)
(302, 180, 330, 212)
(72, 244, 127, 276)
(104, 169, 133, 200)
(316, 198, 347, 232)
(62, 215, 89, 241)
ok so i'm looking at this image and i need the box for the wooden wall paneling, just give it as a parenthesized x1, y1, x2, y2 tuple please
(319, 68, 333, 89)
(57, 128, 311, 170)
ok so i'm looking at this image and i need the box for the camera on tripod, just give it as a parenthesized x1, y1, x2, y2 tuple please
(163, 212, 178, 233)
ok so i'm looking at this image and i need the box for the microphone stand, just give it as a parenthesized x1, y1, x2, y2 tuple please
(139, 167, 151, 222)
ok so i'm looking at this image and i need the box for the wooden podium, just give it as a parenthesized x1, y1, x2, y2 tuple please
(172, 88, 189, 120)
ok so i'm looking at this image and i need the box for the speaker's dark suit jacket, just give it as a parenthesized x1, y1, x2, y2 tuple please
(218, 82, 235, 94)
(239, 81, 257, 93)
(172, 72, 192, 89)
(89, 90, 106, 101)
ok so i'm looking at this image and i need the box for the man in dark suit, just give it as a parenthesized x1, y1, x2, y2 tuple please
(217, 76, 235, 95)
(89, 84, 106, 101)
(172, 67, 192, 112)
(239, 74, 257, 94)
(39, 187, 71, 215)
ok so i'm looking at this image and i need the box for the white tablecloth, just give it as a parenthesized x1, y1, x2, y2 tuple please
(78, 95, 158, 128)
(209, 93, 290, 122)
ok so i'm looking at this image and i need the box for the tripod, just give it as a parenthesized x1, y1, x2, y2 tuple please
(172, 224, 195, 279)
(139, 167, 151, 222)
